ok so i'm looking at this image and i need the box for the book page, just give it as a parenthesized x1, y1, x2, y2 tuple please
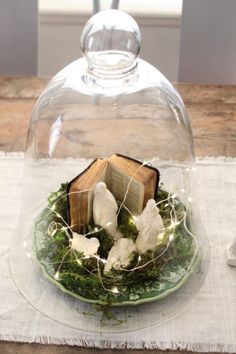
(106, 161, 144, 215)
(107, 154, 158, 213)
(108, 154, 156, 185)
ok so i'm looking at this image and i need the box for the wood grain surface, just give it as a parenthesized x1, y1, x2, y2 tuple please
(0, 76, 235, 354)
(0, 76, 235, 156)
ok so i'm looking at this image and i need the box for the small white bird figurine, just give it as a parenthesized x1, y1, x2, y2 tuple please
(93, 182, 123, 240)
(71, 233, 99, 257)
(226, 237, 236, 267)
(135, 199, 164, 254)
(104, 238, 137, 273)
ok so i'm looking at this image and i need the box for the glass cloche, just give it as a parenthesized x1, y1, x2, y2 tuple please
(10, 10, 209, 332)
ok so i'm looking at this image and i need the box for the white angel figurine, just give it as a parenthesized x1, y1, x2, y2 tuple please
(135, 199, 164, 254)
(93, 182, 123, 241)
(71, 233, 100, 257)
(104, 238, 137, 273)
(227, 237, 236, 267)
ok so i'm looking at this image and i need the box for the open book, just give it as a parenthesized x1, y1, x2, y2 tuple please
(67, 154, 159, 232)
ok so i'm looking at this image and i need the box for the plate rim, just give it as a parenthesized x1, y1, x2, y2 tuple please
(34, 241, 201, 307)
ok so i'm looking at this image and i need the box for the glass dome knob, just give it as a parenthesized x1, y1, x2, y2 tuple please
(80, 10, 141, 75)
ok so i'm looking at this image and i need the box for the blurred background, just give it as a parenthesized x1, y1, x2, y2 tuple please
(0, 0, 236, 83)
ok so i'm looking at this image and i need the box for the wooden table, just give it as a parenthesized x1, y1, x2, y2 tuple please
(0, 76, 235, 354)
(0, 76, 236, 156)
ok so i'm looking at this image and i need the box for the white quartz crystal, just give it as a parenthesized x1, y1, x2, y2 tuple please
(227, 238, 236, 267)
(93, 182, 123, 240)
(135, 199, 164, 254)
(71, 233, 99, 257)
(104, 238, 137, 273)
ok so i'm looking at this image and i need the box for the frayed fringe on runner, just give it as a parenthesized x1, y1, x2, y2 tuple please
(0, 151, 24, 158)
(0, 151, 236, 164)
(196, 156, 236, 164)
(0, 333, 236, 353)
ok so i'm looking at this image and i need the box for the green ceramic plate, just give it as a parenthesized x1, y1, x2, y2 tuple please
(34, 209, 201, 307)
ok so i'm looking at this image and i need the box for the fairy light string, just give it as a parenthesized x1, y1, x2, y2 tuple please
(44, 161, 198, 294)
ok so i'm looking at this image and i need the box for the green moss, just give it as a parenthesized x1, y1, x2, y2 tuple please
(118, 208, 138, 242)
(34, 183, 198, 304)
(87, 224, 114, 259)
(48, 182, 69, 222)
